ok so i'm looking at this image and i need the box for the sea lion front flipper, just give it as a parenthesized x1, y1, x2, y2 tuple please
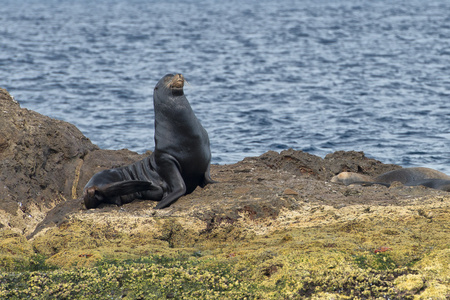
(154, 174, 186, 209)
(154, 154, 187, 209)
(352, 181, 390, 187)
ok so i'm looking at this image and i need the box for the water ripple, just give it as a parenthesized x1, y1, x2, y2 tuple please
(1, 0, 449, 174)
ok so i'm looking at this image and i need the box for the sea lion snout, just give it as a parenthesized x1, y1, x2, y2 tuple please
(168, 73, 184, 89)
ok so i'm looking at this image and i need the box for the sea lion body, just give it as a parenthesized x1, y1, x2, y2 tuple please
(331, 167, 450, 192)
(83, 74, 214, 209)
(375, 167, 450, 184)
(151, 74, 214, 209)
(405, 179, 450, 191)
(330, 172, 374, 186)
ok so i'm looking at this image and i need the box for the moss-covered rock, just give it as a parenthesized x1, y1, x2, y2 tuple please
(0, 87, 449, 298)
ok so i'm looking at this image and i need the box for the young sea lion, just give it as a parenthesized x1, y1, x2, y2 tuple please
(331, 167, 450, 192)
(83, 74, 215, 209)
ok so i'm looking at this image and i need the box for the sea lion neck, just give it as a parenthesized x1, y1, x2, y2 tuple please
(170, 88, 184, 97)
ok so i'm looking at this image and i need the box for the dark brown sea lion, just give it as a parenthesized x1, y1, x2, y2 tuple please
(83, 74, 215, 209)
(331, 167, 450, 192)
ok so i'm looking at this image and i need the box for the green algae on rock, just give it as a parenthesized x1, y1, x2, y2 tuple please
(0, 87, 449, 298)
(7, 194, 447, 299)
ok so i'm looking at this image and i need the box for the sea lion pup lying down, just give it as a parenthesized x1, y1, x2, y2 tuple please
(331, 167, 450, 192)
(83, 74, 215, 209)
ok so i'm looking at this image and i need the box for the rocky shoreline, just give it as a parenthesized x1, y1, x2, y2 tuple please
(1, 88, 449, 298)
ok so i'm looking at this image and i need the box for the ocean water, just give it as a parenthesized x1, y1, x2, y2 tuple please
(1, 0, 450, 173)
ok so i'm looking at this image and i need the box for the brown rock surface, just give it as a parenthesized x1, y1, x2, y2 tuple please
(0, 87, 445, 238)
(0, 88, 147, 234)
(1, 88, 449, 298)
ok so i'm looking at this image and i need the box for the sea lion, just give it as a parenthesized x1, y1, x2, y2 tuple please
(83, 73, 215, 209)
(331, 167, 450, 192)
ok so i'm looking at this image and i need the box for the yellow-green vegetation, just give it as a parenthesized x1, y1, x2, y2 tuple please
(1, 196, 449, 299)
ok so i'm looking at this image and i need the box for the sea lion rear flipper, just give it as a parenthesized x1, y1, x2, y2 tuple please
(200, 165, 218, 187)
(99, 181, 159, 197)
(406, 179, 450, 191)
(84, 181, 160, 209)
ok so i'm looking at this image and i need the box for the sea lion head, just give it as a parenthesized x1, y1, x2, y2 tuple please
(331, 172, 374, 185)
(155, 74, 185, 97)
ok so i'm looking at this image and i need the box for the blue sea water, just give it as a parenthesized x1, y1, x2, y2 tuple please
(1, 0, 450, 173)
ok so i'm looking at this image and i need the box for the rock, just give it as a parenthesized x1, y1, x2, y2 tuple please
(0, 87, 437, 241)
(0, 88, 147, 235)
(257, 149, 328, 179)
(0, 88, 449, 298)
(0, 88, 91, 233)
(283, 188, 299, 196)
(255, 148, 401, 181)
(324, 150, 401, 177)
